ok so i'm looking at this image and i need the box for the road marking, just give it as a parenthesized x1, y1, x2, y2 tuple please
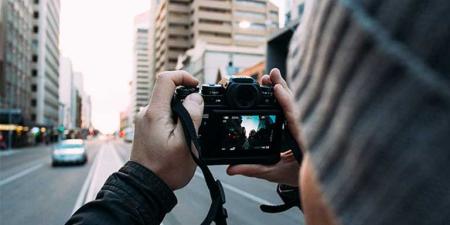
(0, 150, 19, 157)
(85, 142, 124, 202)
(71, 146, 102, 214)
(194, 172, 273, 205)
(0, 163, 43, 187)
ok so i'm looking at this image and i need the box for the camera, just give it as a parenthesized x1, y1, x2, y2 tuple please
(174, 76, 285, 165)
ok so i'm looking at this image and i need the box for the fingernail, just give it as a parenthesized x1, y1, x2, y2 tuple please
(187, 93, 203, 105)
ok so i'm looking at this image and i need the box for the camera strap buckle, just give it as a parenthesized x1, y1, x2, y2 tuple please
(171, 96, 228, 225)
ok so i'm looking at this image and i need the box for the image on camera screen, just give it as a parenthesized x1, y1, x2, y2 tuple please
(219, 115, 276, 151)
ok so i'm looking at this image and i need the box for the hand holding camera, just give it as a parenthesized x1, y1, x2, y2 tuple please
(131, 69, 302, 190)
(130, 71, 203, 190)
(227, 69, 303, 187)
(174, 71, 286, 165)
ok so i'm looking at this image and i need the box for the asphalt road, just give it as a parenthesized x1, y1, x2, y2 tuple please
(0, 139, 305, 225)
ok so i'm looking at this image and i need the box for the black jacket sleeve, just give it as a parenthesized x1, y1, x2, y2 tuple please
(66, 161, 177, 225)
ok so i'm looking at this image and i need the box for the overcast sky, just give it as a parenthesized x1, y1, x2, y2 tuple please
(60, 0, 285, 134)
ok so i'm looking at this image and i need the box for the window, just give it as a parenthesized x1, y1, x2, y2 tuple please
(235, 0, 266, 8)
(199, 19, 231, 26)
(199, 31, 231, 38)
(234, 34, 266, 42)
(235, 22, 266, 30)
(31, 84, 37, 91)
(32, 69, 37, 77)
(31, 99, 37, 106)
(33, 26, 39, 33)
(198, 6, 230, 13)
(234, 11, 266, 20)
(32, 55, 38, 63)
(33, 11, 39, 19)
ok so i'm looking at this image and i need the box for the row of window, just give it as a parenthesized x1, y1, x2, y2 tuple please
(235, 10, 266, 20)
(234, 34, 266, 42)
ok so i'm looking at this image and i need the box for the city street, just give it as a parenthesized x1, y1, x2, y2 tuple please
(0, 139, 305, 225)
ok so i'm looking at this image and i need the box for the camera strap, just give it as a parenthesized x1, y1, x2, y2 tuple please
(285, 127, 303, 164)
(259, 127, 303, 214)
(171, 97, 228, 225)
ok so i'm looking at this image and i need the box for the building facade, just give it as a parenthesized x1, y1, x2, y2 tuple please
(130, 11, 152, 121)
(81, 95, 91, 129)
(177, 40, 266, 83)
(154, 0, 279, 75)
(31, 0, 61, 127)
(58, 56, 74, 129)
(0, 0, 34, 122)
(154, 0, 190, 74)
(236, 60, 265, 82)
(285, 0, 305, 26)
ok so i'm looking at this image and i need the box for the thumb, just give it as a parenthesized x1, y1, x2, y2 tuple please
(227, 164, 268, 178)
(182, 93, 204, 131)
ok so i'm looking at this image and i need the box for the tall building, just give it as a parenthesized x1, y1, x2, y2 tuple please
(154, 0, 190, 74)
(191, 0, 279, 47)
(59, 56, 75, 129)
(146, 0, 159, 91)
(0, 0, 34, 121)
(81, 95, 91, 129)
(130, 11, 152, 120)
(59, 56, 92, 130)
(154, 0, 279, 75)
(31, 0, 61, 127)
(72, 72, 86, 128)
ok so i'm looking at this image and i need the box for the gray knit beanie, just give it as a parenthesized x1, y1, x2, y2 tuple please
(287, 0, 450, 224)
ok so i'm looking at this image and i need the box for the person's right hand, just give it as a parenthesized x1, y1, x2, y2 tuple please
(130, 71, 204, 190)
(226, 68, 304, 187)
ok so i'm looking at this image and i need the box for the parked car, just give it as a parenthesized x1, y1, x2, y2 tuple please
(52, 139, 87, 166)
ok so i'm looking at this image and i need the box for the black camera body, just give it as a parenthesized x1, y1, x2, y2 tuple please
(175, 76, 284, 165)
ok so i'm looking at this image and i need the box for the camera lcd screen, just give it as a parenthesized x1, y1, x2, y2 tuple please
(218, 115, 277, 151)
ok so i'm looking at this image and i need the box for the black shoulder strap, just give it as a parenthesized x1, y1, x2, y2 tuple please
(287, 128, 303, 164)
(171, 97, 228, 225)
(260, 126, 303, 214)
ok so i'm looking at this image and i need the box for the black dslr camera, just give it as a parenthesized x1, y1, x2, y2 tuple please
(175, 76, 285, 165)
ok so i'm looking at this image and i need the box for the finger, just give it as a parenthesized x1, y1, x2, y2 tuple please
(280, 150, 297, 162)
(261, 75, 272, 86)
(269, 68, 291, 95)
(180, 93, 204, 132)
(149, 71, 199, 114)
(274, 84, 295, 121)
(172, 93, 204, 157)
(274, 83, 302, 150)
(226, 164, 269, 178)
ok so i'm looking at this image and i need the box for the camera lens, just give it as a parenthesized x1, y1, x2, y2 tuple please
(228, 84, 259, 108)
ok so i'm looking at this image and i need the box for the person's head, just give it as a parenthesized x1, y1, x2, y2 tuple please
(289, 0, 450, 225)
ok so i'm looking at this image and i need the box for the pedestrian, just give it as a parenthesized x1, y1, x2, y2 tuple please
(0, 134, 6, 150)
(66, 0, 450, 225)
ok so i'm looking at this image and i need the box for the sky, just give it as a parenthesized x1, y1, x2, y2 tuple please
(60, 0, 285, 134)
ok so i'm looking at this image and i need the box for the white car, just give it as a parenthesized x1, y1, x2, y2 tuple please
(52, 139, 87, 166)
